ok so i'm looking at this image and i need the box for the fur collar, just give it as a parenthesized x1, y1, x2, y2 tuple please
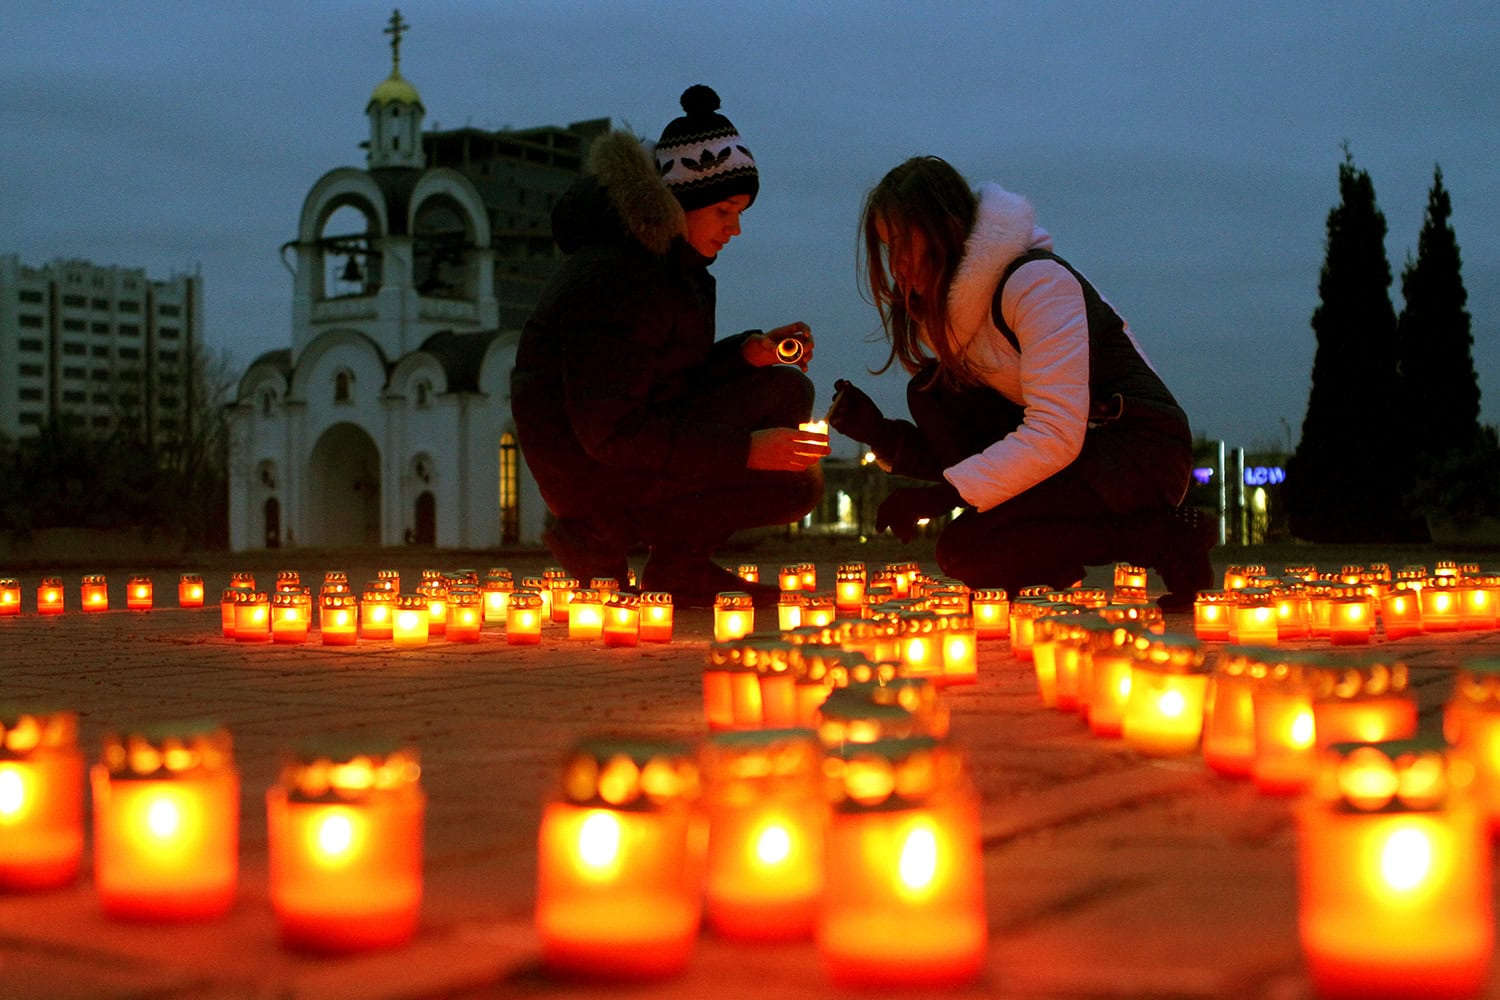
(589, 130, 686, 256)
(945, 182, 1047, 349)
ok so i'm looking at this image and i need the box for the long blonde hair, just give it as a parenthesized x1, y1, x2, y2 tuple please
(859, 156, 977, 384)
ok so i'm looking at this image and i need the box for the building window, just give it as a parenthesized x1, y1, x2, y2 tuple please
(160, 350, 180, 363)
(62, 390, 86, 404)
(62, 342, 87, 355)
(415, 379, 432, 409)
(334, 369, 354, 404)
(119, 324, 140, 337)
(159, 304, 181, 317)
(91, 371, 110, 382)
(20, 412, 43, 426)
(18, 290, 43, 304)
(63, 294, 86, 307)
(19, 314, 43, 328)
(119, 347, 140, 360)
(160, 326, 180, 340)
(91, 346, 109, 358)
(61, 366, 84, 379)
(499, 432, 520, 544)
(91, 298, 109, 310)
(20, 364, 45, 377)
(118, 300, 140, 313)
(91, 322, 110, 334)
(260, 390, 275, 417)
(63, 318, 86, 332)
(19, 388, 43, 401)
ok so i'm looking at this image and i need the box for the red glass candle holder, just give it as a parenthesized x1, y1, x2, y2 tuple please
(80, 574, 108, 613)
(177, 574, 204, 609)
(91, 721, 239, 920)
(270, 590, 311, 644)
(126, 576, 152, 611)
(0, 578, 20, 616)
(970, 588, 1009, 640)
(1298, 739, 1492, 1000)
(360, 589, 395, 641)
(1309, 657, 1416, 747)
(818, 738, 986, 987)
(320, 592, 358, 646)
(233, 591, 271, 642)
(713, 591, 754, 643)
(0, 708, 84, 890)
(267, 740, 424, 953)
(36, 577, 65, 616)
(700, 729, 824, 941)
(506, 590, 544, 645)
(1122, 634, 1209, 757)
(535, 739, 703, 979)
(445, 588, 482, 642)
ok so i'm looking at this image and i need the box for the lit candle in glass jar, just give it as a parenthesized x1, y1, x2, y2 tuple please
(506, 590, 544, 645)
(1328, 587, 1375, 645)
(444, 588, 482, 642)
(816, 685, 925, 752)
(36, 577, 64, 616)
(1193, 590, 1233, 641)
(1419, 576, 1462, 632)
(937, 613, 978, 686)
(567, 588, 605, 640)
(270, 590, 311, 644)
(1380, 587, 1424, 640)
(360, 589, 394, 641)
(91, 720, 239, 920)
(0, 707, 84, 890)
(1223, 564, 1265, 591)
(230, 571, 256, 592)
(0, 577, 20, 616)
(1253, 662, 1318, 795)
(1113, 562, 1149, 601)
(1122, 635, 1209, 757)
(778, 565, 803, 593)
(418, 580, 448, 637)
(802, 593, 836, 628)
(818, 738, 987, 987)
(177, 574, 204, 609)
(713, 591, 755, 643)
(320, 593, 358, 646)
(1298, 738, 1492, 1000)
(234, 591, 271, 642)
(704, 641, 742, 732)
(835, 563, 867, 617)
(391, 594, 429, 648)
(797, 562, 818, 592)
(1203, 646, 1272, 779)
(700, 729, 824, 941)
(535, 739, 703, 979)
(548, 576, 578, 626)
(267, 740, 424, 953)
(737, 564, 759, 584)
(1309, 657, 1417, 747)
(602, 593, 640, 647)
(1231, 588, 1278, 646)
(1083, 624, 1148, 738)
(1445, 659, 1500, 833)
(1007, 599, 1048, 662)
(748, 640, 798, 729)
(219, 588, 241, 638)
(777, 590, 805, 631)
(1273, 582, 1312, 640)
(80, 574, 108, 613)
(482, 572, 513, 623)
(1460, 574, 1498, 631)
(897, 611, 943, 682)
(126, 576, 152, 611)
(638, 592, 674, 643)
(970, 588, 1009, 640)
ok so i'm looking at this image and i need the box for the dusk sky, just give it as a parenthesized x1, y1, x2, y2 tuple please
(4, 1, 1496, 453)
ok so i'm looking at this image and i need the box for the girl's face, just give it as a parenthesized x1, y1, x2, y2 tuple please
(875, 213, 931, 296)
(683, 194, 751, 258)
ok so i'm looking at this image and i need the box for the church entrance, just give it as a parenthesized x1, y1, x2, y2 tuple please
(307, 423, 381, 546)
(413, 490, 436, 545)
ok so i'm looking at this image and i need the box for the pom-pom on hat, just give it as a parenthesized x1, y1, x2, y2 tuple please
(654, 85, 759, 211)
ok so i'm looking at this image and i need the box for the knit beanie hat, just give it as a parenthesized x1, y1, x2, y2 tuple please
(654, 85, 759, 211)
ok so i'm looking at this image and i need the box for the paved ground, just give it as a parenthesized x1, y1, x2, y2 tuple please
(2, 538, 1500, 1000)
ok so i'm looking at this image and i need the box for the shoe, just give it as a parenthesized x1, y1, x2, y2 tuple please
(542, 518, 630, 588)
(641, 554, 782, 609)
(1153, 506, 1217, 612)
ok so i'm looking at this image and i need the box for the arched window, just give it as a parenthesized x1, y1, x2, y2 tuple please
(260, 390, 275, 417)
(415, 379, 432, 409)
(334, 369, 354, 404)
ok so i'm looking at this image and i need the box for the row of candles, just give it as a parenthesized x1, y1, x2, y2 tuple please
(1191, 560, 1500, 644)
(1004, 565, 1500, 999)
(0, 713, 422, 953)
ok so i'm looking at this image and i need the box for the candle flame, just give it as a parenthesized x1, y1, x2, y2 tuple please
(755, 822, 792, 868)
(315, 810, 357, 860)
(0, 768, 28, 819)
(578, 809, 622, 874)
(1380, 827, 1433, 893)
(897, 824, 939, 897)
(1158, 690, 1187, 719)
(1289, 710, 1316, 749)
(146, 796, 182, 840)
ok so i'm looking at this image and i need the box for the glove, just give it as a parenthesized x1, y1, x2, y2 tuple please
(875, 481, 964, 543)
(827, 379, 892, 447)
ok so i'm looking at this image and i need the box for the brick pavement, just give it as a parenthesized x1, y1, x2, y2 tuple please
(1, 545, 1499, 1000)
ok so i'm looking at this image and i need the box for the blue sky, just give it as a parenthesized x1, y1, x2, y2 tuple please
(3, 1, 1496, 452)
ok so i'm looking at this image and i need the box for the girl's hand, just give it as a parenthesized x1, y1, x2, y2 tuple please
(743, 322, 813, 370)
(746, 426, 830, 472)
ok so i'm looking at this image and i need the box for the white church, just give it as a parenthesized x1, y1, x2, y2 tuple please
(226, 13, 606, 552)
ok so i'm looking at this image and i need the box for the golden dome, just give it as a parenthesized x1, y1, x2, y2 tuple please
(369, 70, 422, 108)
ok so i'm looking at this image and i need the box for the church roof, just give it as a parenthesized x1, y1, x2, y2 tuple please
(419, 329, 502, 394)
(368, 70, 422, 109)
(247, 347, 293, 376)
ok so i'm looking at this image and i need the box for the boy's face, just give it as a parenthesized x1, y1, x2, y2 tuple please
(683, 194, 751, 259)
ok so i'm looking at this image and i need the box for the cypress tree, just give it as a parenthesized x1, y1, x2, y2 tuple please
(1398, 166, 1493, 530)
(1286, 148, 1410, 541)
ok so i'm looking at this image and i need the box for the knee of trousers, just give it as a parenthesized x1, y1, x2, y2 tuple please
(748, 364, 816, 425)
(934, 515, 1057, 589)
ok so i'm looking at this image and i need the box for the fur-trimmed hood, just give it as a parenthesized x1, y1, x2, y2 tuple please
(945, 182, 1053, 350)
(551, 130, 687, 257)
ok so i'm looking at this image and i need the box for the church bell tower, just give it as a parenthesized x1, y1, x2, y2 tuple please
(365, 8, 425, 170)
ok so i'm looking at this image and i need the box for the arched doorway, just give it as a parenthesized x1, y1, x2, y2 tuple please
(498, 432, 520, 545)
(263, 497, 281, 548)
(307, 422, 381, 546)
(413, 490, 436, 545)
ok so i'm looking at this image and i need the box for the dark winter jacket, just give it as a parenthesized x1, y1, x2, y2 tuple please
(511, 131, 758, 511)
